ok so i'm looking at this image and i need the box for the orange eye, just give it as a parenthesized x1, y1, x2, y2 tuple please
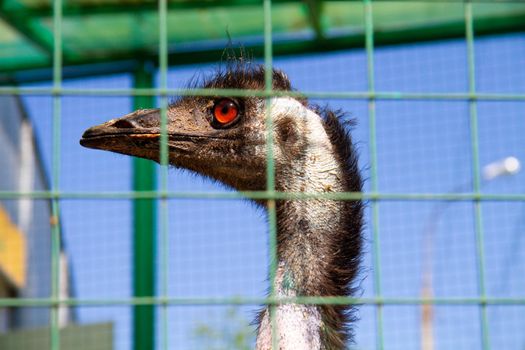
(213, 99, 239, 125)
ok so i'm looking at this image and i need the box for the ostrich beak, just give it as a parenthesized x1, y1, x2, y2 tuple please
(80, 108, 166, 161)
(80, 106, 232, 166)
(81, 106, 264, 191)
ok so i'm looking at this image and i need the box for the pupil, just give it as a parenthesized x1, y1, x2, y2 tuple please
(221, 104, 229, 115)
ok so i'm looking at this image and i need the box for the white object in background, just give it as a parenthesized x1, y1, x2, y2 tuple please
(59, 252, 71, 328)
(482, 156, 520, 181)
(18, 119, 35, 234)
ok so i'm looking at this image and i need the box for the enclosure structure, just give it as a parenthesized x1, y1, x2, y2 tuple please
(0, 95, 53, 329)
(0, 0, 524, 349)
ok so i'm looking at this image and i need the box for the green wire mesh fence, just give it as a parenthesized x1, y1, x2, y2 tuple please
(0, 1, 524, 350)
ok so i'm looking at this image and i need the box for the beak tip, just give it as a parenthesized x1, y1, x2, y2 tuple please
(80, 125, 106, 149)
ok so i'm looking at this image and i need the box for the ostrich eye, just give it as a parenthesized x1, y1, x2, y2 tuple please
(212, 99, 239, 127)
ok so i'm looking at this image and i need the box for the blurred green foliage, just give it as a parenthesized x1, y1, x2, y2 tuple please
(193, 308, 254, 350)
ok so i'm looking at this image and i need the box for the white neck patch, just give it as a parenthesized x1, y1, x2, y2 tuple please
(268, 97, 344, 193)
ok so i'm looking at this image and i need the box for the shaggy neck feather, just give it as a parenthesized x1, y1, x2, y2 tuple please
(256, 98, 346, 350)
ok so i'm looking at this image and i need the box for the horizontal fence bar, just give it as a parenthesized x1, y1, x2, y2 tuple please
(0, 87, 525, 101)
(0, 296, 524, 307)
(0, 191, 524, 201)
(5, 0, 525, 17)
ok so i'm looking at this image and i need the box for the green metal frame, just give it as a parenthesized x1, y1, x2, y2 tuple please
(0, 0, 524, 349)
(132, 62, 157, 350)
(1, 0, 525, 80)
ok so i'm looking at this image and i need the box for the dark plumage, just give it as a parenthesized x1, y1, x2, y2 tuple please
(80, 60, 363, 349)
(202, 62, 293, 91)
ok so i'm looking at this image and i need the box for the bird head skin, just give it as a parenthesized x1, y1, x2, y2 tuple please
(80, 64, 306, 192)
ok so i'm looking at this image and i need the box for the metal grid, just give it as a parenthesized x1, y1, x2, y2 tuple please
(0, 1, 524, 350)
(2, 0, 525, 78)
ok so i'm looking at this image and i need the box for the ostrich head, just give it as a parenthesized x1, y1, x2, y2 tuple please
(80, 61, 363, 350)
(81, 64, 308, 193)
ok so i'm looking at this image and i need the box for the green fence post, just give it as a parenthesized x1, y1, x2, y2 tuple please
(132, 60, 157, 350)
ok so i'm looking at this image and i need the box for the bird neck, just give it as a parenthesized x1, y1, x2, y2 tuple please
(256, 197, 348, 350)
(257, 126, 351, 349)
(256, 263, 323, 350)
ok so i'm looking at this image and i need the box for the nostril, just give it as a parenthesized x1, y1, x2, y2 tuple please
(111, 119, 136, 129)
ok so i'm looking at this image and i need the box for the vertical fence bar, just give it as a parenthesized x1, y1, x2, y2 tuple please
(464, 2, 490, 350)
(132, 61, 157, 350)
(364, 1, 385, 350)
(263, 0, 279, 349)
(50, 0, 62, 346)
(158, 0, 170, 348)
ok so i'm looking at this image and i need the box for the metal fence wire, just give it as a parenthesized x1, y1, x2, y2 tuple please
(0, 0, 524, 350)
